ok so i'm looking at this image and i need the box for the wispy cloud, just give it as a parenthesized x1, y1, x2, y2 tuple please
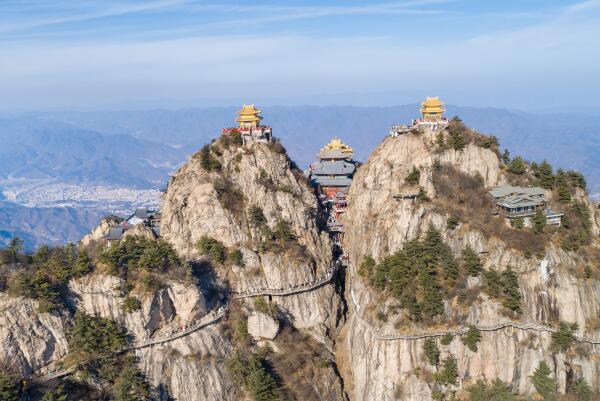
(568, 0, 600, 12)
(0, 0, 187, 33)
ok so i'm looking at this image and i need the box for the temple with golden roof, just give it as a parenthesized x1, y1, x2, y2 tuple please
(420, 96, 446, 122)
(309, 137, 358, 236)
(389, 96, 448, 137)
(222, 104, 272, 143)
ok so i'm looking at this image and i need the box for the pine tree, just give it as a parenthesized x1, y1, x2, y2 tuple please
(248, 205, 267, 227)
(2, 237, 24, 265)
(536, 160, 555, 189)
(530, 361, 556, 400)
(571, 377, 592, 401)
(436, 131, 445, 148)
(405, 166, 421, 185)
(567, 170, 587, 190)
(462, 245, 482, 277)
(274, 220, 297, 242)
(467, 379, 517, 401)
(41, 385, 68, 401)
(502, 149, 510, 164)
(0, 372, 19, 401)
(501, 267, 521, 313)
(556, 169, 572, 203)
(508, 156, 527, 175)
(532, 209, 547, 234)
(246, 355, 280, 401)
(74, 250, 93, 276)
(436, 355, 458, 385)
(423, 338, 440, 366)
(461, 325, 481, 352)
(112, 366, 150, 401)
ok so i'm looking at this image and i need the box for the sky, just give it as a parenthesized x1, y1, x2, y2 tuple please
(1, 0, 600, 112)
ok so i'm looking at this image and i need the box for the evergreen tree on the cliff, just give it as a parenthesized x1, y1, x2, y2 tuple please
(423, 338, 440, 366)
(532, 209, 547, 234)
(112, 366, 150, 401)
(556, 169, 572, 203)
(0, 372, 19, 401)
(508, 156, 527, 175)
(502, 149, 510, 164)
(2, 237, 24, 265)
(535, 160, 555, 189)
(571, 377, 592, 401)
(466, 379, 517, 401)
(435, 355, 458, 385)
(568, 170, 587, 190)
(246, 355, 280, 401)
(501, 267, 522, 313)
(41, 385, 67, 401)
(462, 245, 482, 276)
(530, 361, 556, 400)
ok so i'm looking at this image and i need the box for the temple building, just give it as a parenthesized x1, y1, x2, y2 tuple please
(309, 138, 357, 236)
(390, 96, 448, 137)
(221, 104, 272, 143)
(420, 96, 446, 121)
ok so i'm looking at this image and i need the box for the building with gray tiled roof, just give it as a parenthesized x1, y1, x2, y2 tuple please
(489, 185, 563, 226)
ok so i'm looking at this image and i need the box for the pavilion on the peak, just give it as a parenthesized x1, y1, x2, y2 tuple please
(221, 104, 272, 144)
(389, 96, 449, 137)
(420, 96, 446, 122)
(309, 137, 358, 241)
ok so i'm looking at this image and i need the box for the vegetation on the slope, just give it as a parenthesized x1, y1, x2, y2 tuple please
(436, 117, 500, 155)
(434, 354, 458, 385)
(483, 267, 522, 313)
(423, 338, 440, 366)
(0, 371, 20, 401)
(530, 361, 556, 400)
(405, 166, 421, 185)
(551, 322, 579, 353)
(67, 312, 149, 400)
(227, 350, 280, 401)
(466, 379, 517, 401)
(461, 325, 481, 352)
(358, 225, 461, 321)
(1, 243, 93, 312)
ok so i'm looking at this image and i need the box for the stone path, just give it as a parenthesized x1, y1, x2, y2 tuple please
(348, 266, 600, 345)
(35, 263, 342, 382)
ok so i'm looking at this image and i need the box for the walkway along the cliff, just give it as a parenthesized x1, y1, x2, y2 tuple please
(33, 261, 343, 381)
(35, 259, 600, 382)
(347, 262, 600, 345)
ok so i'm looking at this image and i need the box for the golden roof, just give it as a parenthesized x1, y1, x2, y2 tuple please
(420, 96, 445, 114)
(235, 104, 263, 125)
(321, 137, 354, 154)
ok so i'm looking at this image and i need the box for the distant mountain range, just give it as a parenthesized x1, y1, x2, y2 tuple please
(0, 117, 184, 188)
(0, 200, 104, 250)
(1, 104, 599, 249)
(32, 105, 600, 193)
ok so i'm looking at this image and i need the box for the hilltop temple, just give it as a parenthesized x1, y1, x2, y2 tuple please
(221, 104, 272, 143)
(420, 96, 446, 122)
(309, 138, 357, 238)
(390, 96, 449, 136)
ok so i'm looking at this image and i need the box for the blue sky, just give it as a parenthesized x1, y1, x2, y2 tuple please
(1, 0, 600, 112)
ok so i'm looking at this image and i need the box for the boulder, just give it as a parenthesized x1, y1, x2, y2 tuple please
(247, 312, 279, 340)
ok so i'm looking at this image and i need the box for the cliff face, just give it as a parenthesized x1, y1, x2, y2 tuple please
(340, 129, 600, 400)
(0, 293, 70, 375)
(3, 124, 600, 401)
(160, 141, 345, 343)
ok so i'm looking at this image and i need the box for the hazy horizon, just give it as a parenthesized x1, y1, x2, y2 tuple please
(2, 0, 600, 112)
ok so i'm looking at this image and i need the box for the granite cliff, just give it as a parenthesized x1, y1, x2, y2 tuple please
(1, 119, 600, 401)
